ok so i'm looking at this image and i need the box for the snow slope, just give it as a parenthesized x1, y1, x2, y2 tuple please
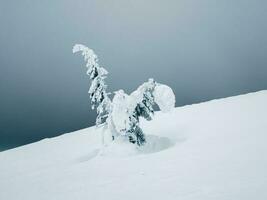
(1, 91, 267, 200)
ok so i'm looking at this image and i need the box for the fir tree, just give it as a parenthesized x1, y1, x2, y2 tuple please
(134, 78, 156, 121)
(127, 79, 157, 145)
(73, 44, 111, 126)
(73, 44, 175, 146)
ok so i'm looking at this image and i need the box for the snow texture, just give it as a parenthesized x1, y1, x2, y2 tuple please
(1, 91, 267, 200)
(154, 83, 175, 113)
(110, 79, 175, 137)
(111, 89, 134, 134)
(73, 44, 111, 126)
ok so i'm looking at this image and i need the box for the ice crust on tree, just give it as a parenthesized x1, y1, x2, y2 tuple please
(73, 44, 111, 126)
(110, 79, 175, 145)
(111, 90, 135, 134)
(111, 80, 156, 136)
(131, 78, 156, 104)
(154, 84, 176, 113)
(111, 79, 176, 135)
(73, 44, 175, 145)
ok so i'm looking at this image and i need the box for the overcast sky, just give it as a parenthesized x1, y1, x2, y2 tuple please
(1, 0, 267, 151)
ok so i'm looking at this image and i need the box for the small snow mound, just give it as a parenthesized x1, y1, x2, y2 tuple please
(99, 135, 175, 157)
(99, 137, 138, 157)
(138, 135, 175, 154)
(154, 84, 175, 112)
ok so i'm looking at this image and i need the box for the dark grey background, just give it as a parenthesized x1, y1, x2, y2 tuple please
(1, 0, 267, 151)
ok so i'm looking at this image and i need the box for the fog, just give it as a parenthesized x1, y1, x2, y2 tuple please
(1, 0, 267, 150)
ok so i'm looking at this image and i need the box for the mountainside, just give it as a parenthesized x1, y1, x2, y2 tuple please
(1, 91, 267, 200)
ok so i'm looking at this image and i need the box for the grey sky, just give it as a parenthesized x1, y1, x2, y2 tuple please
(0, 0, 267, 151)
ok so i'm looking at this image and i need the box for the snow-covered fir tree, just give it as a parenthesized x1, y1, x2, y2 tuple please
(73, 44, 111, 126)
(111, 79, 175, 146)
(128, 79, 157, 145)
(111, 88, 147, 145)
(73, 44, 175, 146)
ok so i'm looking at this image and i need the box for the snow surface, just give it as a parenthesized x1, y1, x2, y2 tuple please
(154, 84, 175, 112)
(1, 91, 267, 200)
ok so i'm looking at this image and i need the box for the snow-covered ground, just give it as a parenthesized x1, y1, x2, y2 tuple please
(1, 91, 267, 200)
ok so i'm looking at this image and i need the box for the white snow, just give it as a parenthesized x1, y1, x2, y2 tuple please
(154, 84, 176, 113)
(130, 78, 156, 103)
(110, 80, 175, 136)
(110, 89, 134, 133)
(1, 91, 267, 200)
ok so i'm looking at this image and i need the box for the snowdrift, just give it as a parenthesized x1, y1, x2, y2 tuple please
(0, 91, 267, 200)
